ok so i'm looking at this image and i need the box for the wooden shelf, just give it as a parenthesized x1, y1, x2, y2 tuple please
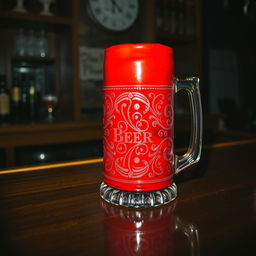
(0, 120, 102, 168)
(0, 11, 73, 25)
(0, 120, 103, 148)
(156, 33, 198, 44)
(0, 121, 102, 148)
(12, 56, 55, 63)
(0, 121, 101, 135)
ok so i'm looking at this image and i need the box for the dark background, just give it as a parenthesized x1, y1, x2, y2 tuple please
(0, 0, 256, 168)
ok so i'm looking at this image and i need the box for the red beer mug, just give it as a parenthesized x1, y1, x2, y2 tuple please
(100, 43, 202, 207)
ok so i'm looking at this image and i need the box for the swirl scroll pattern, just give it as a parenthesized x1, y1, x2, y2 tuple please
(103, 87, 174, 184)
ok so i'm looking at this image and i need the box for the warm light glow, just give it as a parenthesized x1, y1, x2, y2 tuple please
(1, 139, 256, 176)
(0, 158, 104, 175)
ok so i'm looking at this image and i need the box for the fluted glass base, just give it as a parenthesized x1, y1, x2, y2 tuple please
(100, 182, 177, 208)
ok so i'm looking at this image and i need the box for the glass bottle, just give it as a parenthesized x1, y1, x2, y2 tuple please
(0, 75, 10, 123)
(11, 74, 21, 123)
(163, 0, 170, 32)
(170, 0, 177, 35)
(15, 28, 26, 56)
(177, 0, 185, 35)
(38, 30, 48, 57)
(186, 0, 196, 36)
(28, 76, 38, 121)
(20, 74, 29, 122)
(27, 30, 36, 57)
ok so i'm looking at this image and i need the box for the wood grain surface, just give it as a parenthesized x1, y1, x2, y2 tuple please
(0, 141, 255, 256)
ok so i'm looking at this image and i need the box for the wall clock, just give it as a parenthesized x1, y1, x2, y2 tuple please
(88, 0, 139, 32)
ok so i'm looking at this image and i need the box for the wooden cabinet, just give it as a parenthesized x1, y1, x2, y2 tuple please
(0, 0, 205, 168)
(153, 0, 203, 78)
(0, 0, 86, 168)
(0, 122, 102, 167)
(151, 0, 204, 119)
(0, 0, 80, 121)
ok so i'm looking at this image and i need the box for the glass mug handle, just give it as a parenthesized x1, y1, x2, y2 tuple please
(174, 77, 203, 174)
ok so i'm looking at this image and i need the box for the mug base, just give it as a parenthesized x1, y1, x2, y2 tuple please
(100, 182, 177, 208)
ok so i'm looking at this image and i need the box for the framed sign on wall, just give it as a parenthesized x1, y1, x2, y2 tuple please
(79, 46, 104, 81)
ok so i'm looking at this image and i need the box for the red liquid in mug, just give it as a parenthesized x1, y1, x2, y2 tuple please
(103, 44, 174, 191)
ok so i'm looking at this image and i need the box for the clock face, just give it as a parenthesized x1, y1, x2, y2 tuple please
(88, 0, 139, 32)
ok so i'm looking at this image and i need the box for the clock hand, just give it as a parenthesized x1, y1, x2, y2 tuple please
(112, 0, 123, 13)
(110, 0, 116, 14)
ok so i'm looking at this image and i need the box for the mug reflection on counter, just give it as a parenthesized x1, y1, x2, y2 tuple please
(101, 200, 200, 256)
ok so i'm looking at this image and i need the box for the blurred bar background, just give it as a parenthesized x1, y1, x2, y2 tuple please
(0, 0, 255, 169)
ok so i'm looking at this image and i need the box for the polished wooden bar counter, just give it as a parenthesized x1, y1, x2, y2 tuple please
(0, 139, 256, 256)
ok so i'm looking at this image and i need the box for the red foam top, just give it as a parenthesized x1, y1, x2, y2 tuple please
(104, 43, 174, 86)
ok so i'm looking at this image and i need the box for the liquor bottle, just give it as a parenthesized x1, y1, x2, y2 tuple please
(0, 75, 10, 123)
(156, 1, 163, 31)
(163, 0, 170, 32)
(28, 76, 38, 121)
(20, 74, 29, 122)
(170, 0, 177, 35)
(11, 74, 21, 123)
(185, 0, 196, 36)
(177, 0, 185, 35)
